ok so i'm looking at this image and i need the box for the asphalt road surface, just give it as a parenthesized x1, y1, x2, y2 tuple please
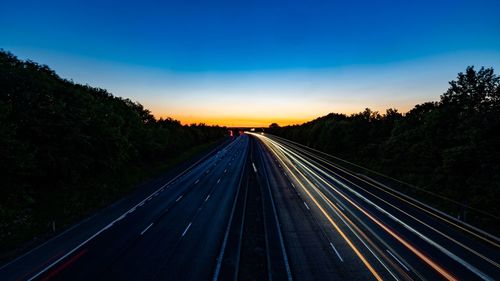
(1, 133, 499, 281)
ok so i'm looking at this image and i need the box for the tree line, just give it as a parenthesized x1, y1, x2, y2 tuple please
(268, 66, 500, 230)
(0, 50, 227, 257)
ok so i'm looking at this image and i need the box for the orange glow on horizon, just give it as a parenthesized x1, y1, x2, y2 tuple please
(153, 108, 414, 127)
(149, 100, 418, 127)
(154, 113, 320, 127)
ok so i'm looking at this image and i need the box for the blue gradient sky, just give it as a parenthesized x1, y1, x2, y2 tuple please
(2, 0, 500, 126)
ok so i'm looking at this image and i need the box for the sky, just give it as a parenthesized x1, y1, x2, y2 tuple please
(1, 0, 500, 127)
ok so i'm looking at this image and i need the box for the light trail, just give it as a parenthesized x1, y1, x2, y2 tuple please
(253, 133, 467, 281)
(261, 135, 491, 280)
(275, 139, 500, 272)
(273, 135, 500, 250)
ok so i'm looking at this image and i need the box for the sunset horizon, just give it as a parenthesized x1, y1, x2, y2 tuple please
(2, 0, 500, 280)
(3, 1, 499, 128)
(6, 49, 499, 127)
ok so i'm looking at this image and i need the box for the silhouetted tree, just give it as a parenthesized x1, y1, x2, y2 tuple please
(0, 50, 228, 257)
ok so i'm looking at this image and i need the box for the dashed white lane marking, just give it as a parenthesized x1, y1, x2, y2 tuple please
(330, 242, 344, 262)
(181, 222, 192, 237)
(217, 178, 221, 184)
(224, 169, 227, 173)
(291, 183, 295, 188)
(386, 249, 410, 271)
(303, 202, 310, 210)
(205, 194, 211, 202)
(252, 162, 258, 173)
(194, 179, 200, 185)
(25, 142, 232, 281)
(176, 195, 183, 202)
(140, 223, 154, 235)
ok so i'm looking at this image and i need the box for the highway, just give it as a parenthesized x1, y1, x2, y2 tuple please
(252, 132, 500, 281)
(1, 133, 499, 280)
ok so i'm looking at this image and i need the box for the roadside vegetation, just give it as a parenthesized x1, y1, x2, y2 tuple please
(0, 50, 227, 259)
(269, 66, 500, 230)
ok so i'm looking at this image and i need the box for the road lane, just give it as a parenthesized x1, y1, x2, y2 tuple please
(28, 135, 249, 280)
(253, 132, 500, 281)
(254, 138, 348, 281)
(0, 139, 237, 281)
(277, 134, 499, 279)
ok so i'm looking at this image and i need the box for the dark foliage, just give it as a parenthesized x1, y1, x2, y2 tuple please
(269, 66, 500, 224)
(0, 50, 227, 255)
